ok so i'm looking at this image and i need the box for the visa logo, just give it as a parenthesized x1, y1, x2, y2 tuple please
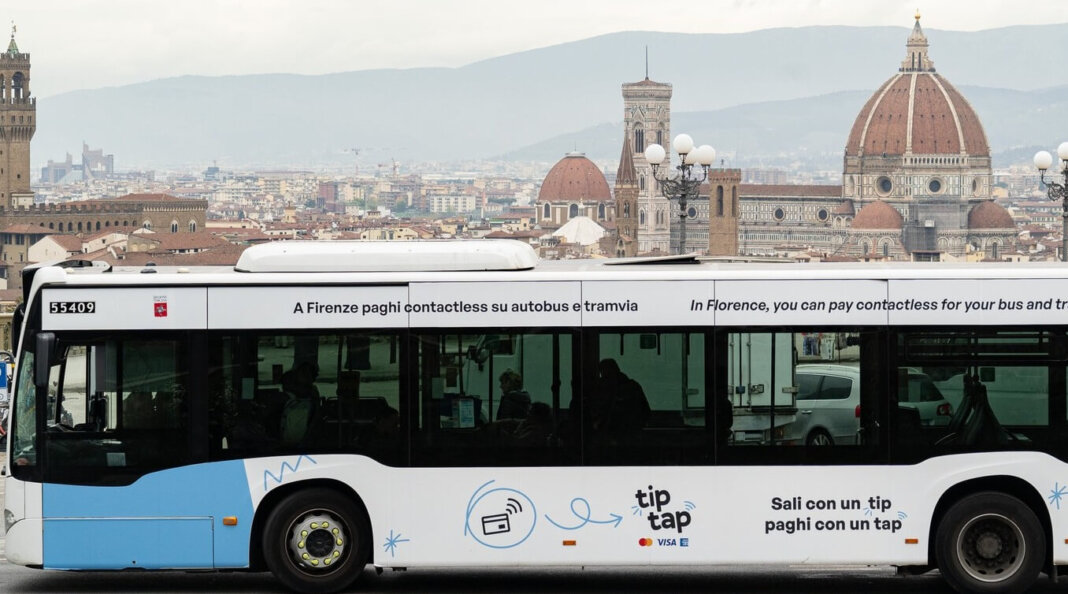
(657, 538, 677, 546)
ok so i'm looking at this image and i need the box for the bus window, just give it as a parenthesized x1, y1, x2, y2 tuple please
(895, 330, 1057, 458)
(583, 331, 712, 465)
(725, 331, 868, 449)
(208, 331, 403, 464)
(411, 331, 576, 466)
(10, 348, 37, 471)
(40, 336, 192, 485)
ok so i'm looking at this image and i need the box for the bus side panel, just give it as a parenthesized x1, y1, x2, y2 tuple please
(294, 453, 1055, 569)
(41, 460, 254, 569)
(44, 517, 213, 569)
(3, 479, 43, 566)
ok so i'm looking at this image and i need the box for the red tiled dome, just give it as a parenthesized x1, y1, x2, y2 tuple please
(852, 200, 903, 229)
(968, 201, 1015, 229)
(844, 73, 988, 158)
(538, 153, 611, 203)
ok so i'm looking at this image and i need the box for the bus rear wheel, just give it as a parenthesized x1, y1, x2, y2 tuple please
(935, 492, 1044, 594)
(263, 487, 370, 593)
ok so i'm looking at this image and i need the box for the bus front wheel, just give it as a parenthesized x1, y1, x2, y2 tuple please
(263, 487, 370, 593)
(935, 491, 1044, 594)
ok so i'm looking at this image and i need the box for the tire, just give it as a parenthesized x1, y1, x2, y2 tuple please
(806, 429, 833, 446)
(935, 491, 1045, 594)
(263, 488, 370, 593)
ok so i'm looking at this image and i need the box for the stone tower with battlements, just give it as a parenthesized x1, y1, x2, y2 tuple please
(0, 26, 34, 209)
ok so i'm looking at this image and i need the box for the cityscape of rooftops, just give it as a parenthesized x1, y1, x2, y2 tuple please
(0, 1, 1063, 295)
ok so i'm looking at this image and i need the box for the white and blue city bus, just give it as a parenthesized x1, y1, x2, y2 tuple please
(5, 239, 1068, 594)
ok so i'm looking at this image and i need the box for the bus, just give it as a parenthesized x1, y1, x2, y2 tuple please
(4, 239, 1068, 594)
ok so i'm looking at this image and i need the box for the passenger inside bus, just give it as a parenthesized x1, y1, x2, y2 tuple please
(280, 362, 322, 445)
(576, 358, 650, 441)
(496, 368, 531, 420)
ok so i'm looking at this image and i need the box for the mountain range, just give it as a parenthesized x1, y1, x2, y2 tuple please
(32, 24, 1068, 172)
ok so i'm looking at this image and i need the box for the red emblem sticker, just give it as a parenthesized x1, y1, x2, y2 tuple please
(154, 296, 168, 317)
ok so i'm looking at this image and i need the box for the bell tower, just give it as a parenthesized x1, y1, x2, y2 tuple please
(622, 55, 672, 254)
(0, 24, 35, 208)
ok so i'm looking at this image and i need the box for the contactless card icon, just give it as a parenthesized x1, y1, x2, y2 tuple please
(481, 513, 511, 535)
(465, 481, 536, 549)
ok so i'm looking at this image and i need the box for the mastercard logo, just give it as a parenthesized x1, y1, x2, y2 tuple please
(638, 538, 653, 547)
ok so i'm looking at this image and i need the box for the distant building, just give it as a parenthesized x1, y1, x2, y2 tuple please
(621, 76, 672, 253)
(613, 134, 639, 257)
(737, 15, 1016, 260)
(40, 153, 75, 184)
(0, 27, 35, 208)
(81, 142, 114, 179)
(536, 152, 614, 232)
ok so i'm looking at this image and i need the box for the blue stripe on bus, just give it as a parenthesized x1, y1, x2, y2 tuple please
(42, 460, 254, 569)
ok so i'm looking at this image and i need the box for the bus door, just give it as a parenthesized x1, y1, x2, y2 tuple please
(34, 333, 221, 570)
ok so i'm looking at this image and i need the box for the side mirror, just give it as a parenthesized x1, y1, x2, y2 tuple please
(34, 332, 56, 391)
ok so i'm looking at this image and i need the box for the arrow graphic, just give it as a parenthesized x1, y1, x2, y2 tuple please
(545, 497, 623, 530)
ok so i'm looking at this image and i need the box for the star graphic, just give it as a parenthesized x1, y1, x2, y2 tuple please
(1049, 483, 1068, 510)
(383, 529, 410, 558)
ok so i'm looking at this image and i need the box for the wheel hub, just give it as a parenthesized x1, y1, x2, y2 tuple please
(974, 531, 1003, 560)
(287, 511, 348, 571)
(957, 513, 1023, 582)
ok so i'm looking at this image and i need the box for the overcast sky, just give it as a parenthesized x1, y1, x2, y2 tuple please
(12, 0, 1068, 98)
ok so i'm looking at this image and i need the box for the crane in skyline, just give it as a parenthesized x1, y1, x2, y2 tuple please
(344, 147, 360, 176)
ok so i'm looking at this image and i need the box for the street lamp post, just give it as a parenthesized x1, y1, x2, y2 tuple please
(644, 134, 716, 255)
(1034, 142, 1068, 262)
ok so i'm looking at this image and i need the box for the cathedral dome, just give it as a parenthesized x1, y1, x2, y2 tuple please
(538, 152, 611, 203)
(852, 200, 903, 230)
(968, 200, 1014, 229)
(844, 17, 988, 158)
